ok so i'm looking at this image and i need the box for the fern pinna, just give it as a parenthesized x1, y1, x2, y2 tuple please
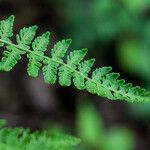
(0, 15, 150, 103)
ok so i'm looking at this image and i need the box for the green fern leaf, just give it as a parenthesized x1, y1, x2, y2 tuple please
(27, 32, 50, 77)
(43, 60, 58, 84)
(43, 39, 71, 84)
(59, 48, 88, 86)
(16, 25, 38, 49)
(47, 133, 81, 150)
(0, 15, 14, 43)
(51, 39, 72, 59)
(73, 59, 95, 90)
(86, 67, 112, 96)
(0, 120, 80, 150)
(0, 45, 25, 71)
(0, 15, 150, 103)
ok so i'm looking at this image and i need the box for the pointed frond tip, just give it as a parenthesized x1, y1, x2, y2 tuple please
(0, 15, 150, 103)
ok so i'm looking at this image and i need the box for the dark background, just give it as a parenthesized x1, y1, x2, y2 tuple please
(0, 0, 150, 150)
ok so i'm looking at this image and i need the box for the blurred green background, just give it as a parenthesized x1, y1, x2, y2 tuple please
(0, 0, 150, 149)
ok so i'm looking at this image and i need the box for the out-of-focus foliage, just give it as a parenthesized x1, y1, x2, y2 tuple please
(77, 101, 105, 148)
(116, 0, 150, 119)
(0, 119, 80, 150)
(53, 0, 130, 47)
(52, 0, 150, 48)
(118, 39, 150, 85)
(105, 127, 135, 150)
(76, 101, 135, 150)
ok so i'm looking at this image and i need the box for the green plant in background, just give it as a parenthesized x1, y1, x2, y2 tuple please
(0, 119, 80, 150)
(53, 0, 128, 47)
(0, 15, 150, 103)
(76, 102, 134, 150)
(52, 0, 150, 47)
(116, 0, 150, 119)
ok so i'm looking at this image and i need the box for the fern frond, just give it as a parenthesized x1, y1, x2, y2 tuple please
(0, 120, 80, 150)
(0, 15, 150, 103)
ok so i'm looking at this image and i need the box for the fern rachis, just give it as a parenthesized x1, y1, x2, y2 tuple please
(0, 15, 150, 103)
